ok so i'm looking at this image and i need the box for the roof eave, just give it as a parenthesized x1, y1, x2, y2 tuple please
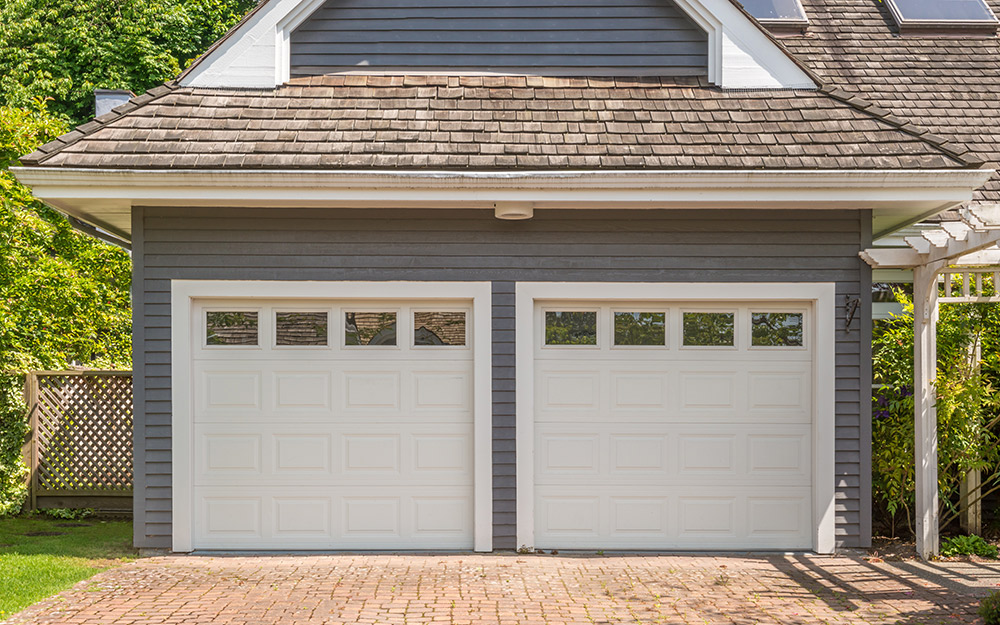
(12, 167, 994, 238)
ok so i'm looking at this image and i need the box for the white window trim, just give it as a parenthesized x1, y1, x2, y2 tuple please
(171, 280, 493, 553)
(514, 281, 836, 554)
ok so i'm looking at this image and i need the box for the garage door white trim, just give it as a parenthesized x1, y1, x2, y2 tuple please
(515, 282, 835, 554)
(171, 280, 493, 553)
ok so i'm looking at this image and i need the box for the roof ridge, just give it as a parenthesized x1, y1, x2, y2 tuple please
(18, 82, 182, 166)
(819, 85, 984, 169)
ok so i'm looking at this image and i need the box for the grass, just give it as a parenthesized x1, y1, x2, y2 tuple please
(0, 515, 137, 620)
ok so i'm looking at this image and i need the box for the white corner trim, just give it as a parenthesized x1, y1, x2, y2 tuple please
(514, 282, 836, 554)
(178, 0, 813, 89)
(170, 279, 493, 553)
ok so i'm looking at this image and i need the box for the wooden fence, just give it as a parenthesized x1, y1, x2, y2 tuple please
(22, 371, 133, 512)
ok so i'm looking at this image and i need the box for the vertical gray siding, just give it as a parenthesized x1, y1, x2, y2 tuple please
(134, 207, 870, 550)
(289, 0, 708, 77)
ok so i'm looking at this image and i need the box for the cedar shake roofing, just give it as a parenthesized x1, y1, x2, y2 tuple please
(784, 0, 1000, 202)
(19, 75, 977, 171)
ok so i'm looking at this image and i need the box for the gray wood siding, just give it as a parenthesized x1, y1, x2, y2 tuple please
(133, 207, 870, 550)
(289, 0, 708, 77)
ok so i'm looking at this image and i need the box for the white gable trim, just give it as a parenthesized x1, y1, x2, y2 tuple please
(179, 0, 815, 89)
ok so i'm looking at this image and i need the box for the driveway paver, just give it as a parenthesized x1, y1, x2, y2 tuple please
(4, 552, 997, 625)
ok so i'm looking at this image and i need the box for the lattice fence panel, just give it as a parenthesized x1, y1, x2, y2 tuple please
(31, 372, 133, 492)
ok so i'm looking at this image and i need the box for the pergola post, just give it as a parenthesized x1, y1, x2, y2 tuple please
(913, 263, 942, 560)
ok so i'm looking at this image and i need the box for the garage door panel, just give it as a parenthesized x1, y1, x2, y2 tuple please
(538, 371, 601, 411)
(195, 485, 473, 549)
(535, 362, 810, 424)
(535, 486, 811, 549)
(199, 371, 263, 416)
(274, 371, 332, 411)
(195, 423, 472, 486)
(612, 372, 671, 410)
(194, 362, 472, 423)
(535, 423, 809, 486)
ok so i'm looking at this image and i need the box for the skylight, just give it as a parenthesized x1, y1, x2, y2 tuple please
(886, 0, 999, 31)
(740, 0, 808, 23)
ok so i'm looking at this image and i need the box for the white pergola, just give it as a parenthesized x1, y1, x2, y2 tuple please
(861, 204, 1000, 560)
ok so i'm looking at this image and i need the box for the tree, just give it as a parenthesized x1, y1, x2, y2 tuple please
(0, 0, 255, 513)
(0, 0, 256, 124)
(0, 100, 133, 514)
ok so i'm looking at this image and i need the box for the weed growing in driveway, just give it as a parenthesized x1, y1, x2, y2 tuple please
(980, 591, 1000, 625)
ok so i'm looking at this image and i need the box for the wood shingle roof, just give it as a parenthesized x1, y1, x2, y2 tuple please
(19, 75, 978, 171)
(784, 0, 1000, 201)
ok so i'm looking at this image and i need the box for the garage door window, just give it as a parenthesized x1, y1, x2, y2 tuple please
(750, 312, 804, 347)
(544, 311, 597, 346)
(414, 311, 467, 346)
(275, 311, 328, 346)
(613, 311, 666, 346)
(682, 312, 735, 347)
(345, 311, 397, 346)
(206, 311, 258, 346)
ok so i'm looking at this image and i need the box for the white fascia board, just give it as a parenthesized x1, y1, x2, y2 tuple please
(13, 167, 992, 238)
(179, 0, 814, 89)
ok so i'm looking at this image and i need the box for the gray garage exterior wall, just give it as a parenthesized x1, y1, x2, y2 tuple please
(132, 206, 873, 551)
(289, 0, 708, 77)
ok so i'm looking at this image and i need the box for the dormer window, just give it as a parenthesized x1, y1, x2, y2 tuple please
(885, 0, 999, 35)
(741, 0, 809, 35)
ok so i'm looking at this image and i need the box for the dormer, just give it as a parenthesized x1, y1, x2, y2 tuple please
(179, 0, 816, 89)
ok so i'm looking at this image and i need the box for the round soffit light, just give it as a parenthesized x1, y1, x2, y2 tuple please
(494, 202, 534, 220)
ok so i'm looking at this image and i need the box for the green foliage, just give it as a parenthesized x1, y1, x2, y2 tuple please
(0, 384, 28, 517)
(40, 507, 94, 520)
(683, 312, 734, 346)
(982, 591, 1000, 625)
(0, 99, 132, 515)
(0, 0, 255, 124)
(613, 312, 666, 346)
(941, 534, 999, 558)
(544, 311, 597, 345)
(872, 288, 1000, 536)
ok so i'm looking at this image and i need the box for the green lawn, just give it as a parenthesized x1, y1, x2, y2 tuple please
(0, 516, 136, 620)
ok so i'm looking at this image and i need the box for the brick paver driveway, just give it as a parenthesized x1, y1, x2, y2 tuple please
(5, 553, 999, 624)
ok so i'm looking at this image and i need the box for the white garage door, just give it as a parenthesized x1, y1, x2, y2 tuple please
(534, 302, 814, 550)
(190, 299, 474, 549)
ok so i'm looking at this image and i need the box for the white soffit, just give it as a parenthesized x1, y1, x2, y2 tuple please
(12, 168, 992, 239)
(178, 0, 815, 89)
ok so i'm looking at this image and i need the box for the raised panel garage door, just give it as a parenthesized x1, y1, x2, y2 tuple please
(533, 302, 814, 550)
(190, 299, 474, 549)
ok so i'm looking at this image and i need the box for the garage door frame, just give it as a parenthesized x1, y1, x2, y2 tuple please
(514, 282, 836, 554)
(171, 280, 493, 553)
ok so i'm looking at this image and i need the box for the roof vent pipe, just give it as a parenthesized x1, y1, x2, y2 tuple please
(494, 202, 534, 220)
(94, 89, 135, 117)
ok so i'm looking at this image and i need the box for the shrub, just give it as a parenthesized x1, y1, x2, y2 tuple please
(872, 288, 1000, 537)
(940, 535, 999, 559)
(41, 507, 94, 520)
(980, 591, 1000, 625)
